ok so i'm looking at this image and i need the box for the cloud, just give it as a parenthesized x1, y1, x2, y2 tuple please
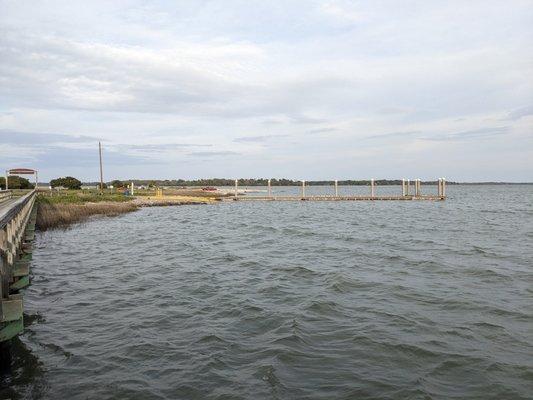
(118, 143, 212, 152)
(364, 131, 421, 140)
(0, 1, 532, 181)
(188, 151, 239, 157)
(363, 127, 510, 143)
(425, 127, 509, 142)
(233, 134, 289, 143)
(506, 106, 533, 121)
(0, 130, 100, 145)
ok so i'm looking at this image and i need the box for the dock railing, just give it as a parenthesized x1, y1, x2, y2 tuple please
(0, 190, 37, 342)
(230, 179, 446, 201)
(0, 191, 12, 204)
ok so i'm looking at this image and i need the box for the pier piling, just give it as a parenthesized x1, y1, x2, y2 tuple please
(334, 180, 338, 197)
(268, 179, 272, 197)
(234, 179, 238, 197)
(301, 180, 306, 198)
(371, 179, 375, 197)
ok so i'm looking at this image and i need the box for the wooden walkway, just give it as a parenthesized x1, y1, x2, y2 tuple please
(227, 195, 445, 202)
(0, 190, 37, 346)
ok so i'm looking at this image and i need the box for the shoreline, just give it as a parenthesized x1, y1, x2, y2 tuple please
(36, 195, 216, 231)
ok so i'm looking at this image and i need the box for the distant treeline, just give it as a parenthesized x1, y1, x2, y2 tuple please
(84, 178, 458, 187)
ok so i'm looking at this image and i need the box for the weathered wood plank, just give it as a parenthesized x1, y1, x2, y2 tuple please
(0, 318, 23, 341)
(10, 276, 30, 291)
(1, 299, 23, 322)
(13, 262, 29, 277)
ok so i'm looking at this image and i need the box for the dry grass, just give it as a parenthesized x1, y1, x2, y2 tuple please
(36, 201, 139, 231)
(133, 195, 216, 206)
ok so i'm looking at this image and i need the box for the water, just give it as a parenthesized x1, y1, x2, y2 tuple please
(2, 185, 532, 399)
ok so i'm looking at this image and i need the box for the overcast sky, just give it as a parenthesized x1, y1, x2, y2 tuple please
(1, 0, 532, 182)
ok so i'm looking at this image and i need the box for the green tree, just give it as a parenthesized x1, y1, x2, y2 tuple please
(0, 176, 33, 190)
(110, 180, 124, 188)
(50, 176, 82, 190)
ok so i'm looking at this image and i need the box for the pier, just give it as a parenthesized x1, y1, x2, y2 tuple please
(228, 178, 447, 201)
(0, 169, 38, 359)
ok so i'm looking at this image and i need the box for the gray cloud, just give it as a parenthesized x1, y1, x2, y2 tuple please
(506, 106, 533, 121)
(118, 143, 212, 152)
(425, 127, 509, 142)
(233, 134, 289, 143)
(364, 128, 509, 143)
(1, 1, 532, 181)
(364, 131, 421, 140)
(307, 127, 337, 135)
(0, 130, 100, 144)
(188, 151, 239, 157)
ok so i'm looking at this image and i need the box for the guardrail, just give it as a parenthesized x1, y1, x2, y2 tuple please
(0, 190, 37, 343)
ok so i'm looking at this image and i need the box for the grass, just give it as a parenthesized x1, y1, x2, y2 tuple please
(34, 190, 215, 230)
(36, 201, 139, 230)
(37, 191, 133, 204)
(35, 192, 137, 230)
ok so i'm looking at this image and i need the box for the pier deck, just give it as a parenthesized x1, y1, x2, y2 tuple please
(227, 195, 445, 202)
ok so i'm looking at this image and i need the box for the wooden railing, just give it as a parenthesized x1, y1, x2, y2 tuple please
(0, 191, 12, 203)
(0, 190, 37, 342)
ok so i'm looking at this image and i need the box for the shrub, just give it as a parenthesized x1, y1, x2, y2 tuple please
(50, 176, 82, 190)
(0, 176, 33, 190)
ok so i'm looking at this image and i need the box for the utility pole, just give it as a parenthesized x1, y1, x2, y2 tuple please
(99, 142, 104, 193)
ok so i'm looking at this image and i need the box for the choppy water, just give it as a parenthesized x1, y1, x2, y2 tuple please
(2, 185, 532, 399)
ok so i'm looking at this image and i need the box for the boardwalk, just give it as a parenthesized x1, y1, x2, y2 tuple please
(0, 190, 37, 353)
(228, 195, 445, 202)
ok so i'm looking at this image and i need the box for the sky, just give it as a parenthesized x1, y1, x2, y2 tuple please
(1, 0, 532, 182)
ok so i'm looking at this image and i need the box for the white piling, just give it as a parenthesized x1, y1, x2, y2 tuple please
(371, 179, 375, 197)
(235, 179, 238, 196)
(402, 179, 406, 196)
(302, 180, 306, 198)
(406, 179, 410, 196)
(334, 180, 338, 197)
(131, 182, 134, 196)
(442, 178, 446, 197)
(268, 179, 272, 197)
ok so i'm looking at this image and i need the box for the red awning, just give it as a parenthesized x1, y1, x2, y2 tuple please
(8, 168, 37, 174)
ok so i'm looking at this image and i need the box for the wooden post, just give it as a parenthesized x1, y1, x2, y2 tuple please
(268, 179, 272, 197)
(99, 141, 104, 193)
(334, 180, 338, 197)
(371, 179, 375, 197)
(406, 179, 410, 196)
(442, 178, 446, 197)
(234, 179, 238, 196)
(414, 179, 419, 196)
(402, 179, 406, 196)
(437, 178, 442, 196)
(302, 180, 306, 198)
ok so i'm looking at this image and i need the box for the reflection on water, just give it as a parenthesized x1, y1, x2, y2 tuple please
(0, 314, 48, 399)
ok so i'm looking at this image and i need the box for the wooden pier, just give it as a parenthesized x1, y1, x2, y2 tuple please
(0, 169, 39, 361)
(228, 195, 445, 201)
(0, 190, 36, 350)
(227, 178, 447, 202)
